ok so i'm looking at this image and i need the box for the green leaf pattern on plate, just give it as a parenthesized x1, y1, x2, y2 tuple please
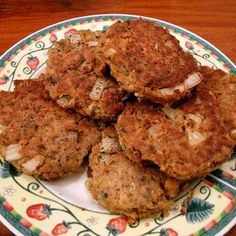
(186, 198, 215, 224)
(0, 160, 21, 178)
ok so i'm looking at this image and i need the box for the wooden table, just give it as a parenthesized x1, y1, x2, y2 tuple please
(0, 0, 235, 235)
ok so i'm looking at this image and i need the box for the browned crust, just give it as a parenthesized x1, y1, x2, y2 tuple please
(44, 30, 126, 120)
(117, 84, 233, 180)
(46, 30, 101, 78)
(201, 66, 236, 142)
(0, 78, 101, 180)
(95, 19, 200, 104)
(45, 70, 125, 121)
(86, 126, 187, 220)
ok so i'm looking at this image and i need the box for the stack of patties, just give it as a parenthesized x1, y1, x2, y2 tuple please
(87, 19, 235, 221)
(44, 30, 126, 121)
(86, 126, 189, 220)
(0, 19, 235, 222)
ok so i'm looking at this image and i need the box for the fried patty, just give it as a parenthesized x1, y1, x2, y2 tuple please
(46, 30, 100, 77)
(95, 19, 202, 104)
(0, 77, 100, 180)
(45, 69, 125, 121)
(201, 66, 236, 142)
(117, 84, 233, 180)
(86, 126, 188, 221)
(44, 30, 125, 121)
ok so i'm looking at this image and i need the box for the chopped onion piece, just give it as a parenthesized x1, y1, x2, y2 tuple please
(187, 131, 206, 146)
(162, 107, 183, 121)
(100, 154, 110, 164)
(154, 43, 159, 50)
(22, 156, 42, 173)
(159, 73, 202, 96)
(230, 128, 236, 139)
(79, 60, 88, 70)
(229, 83, 236, 90)
(184, 73, 202, 89)
(164, 40, 173, 48)
(88, 40, 98, 47)
(147, 126, 157, 138)
(89, 77, 107, 100)
(100, 137, 120, 154)
(54, 132, 77, 143)
(160, 84, 185, 96)
(188, 114, 203, 126)
(57, 95, 73, 107)
(0, 123, 5, 134)
(6, 144, 22, 161)
(105, 48, 117, 58)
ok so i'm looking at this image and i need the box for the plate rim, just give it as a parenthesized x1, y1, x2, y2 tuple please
(0, 214, 24, 236)
(0, 13, 235, 236)
(0, 13, 235, 72)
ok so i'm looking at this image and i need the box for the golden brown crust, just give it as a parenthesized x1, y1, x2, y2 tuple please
(201, 66, 236, 142)
(45, 70, 125, 121)
(44, 30, 126, 120)
(46, 30, 100, 77)
(86, 126, 187, 221)
(0, 78, 101, 180)
(117, 84, 233, 180)
(95, 19, 201, 104)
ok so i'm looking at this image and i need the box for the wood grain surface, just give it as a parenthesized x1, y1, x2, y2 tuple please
(0, 0, 235, 235)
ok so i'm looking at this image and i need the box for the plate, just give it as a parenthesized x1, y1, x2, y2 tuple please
(0, 14, 236, 236)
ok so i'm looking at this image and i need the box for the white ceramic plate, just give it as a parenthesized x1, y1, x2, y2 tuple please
(0, 14, 236, 236)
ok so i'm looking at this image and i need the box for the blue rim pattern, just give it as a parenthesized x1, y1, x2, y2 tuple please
(203, 176, 236, 236)
(0, 14, 235, 73)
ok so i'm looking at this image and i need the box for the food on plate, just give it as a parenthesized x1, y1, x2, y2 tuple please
(44, 30, 126, 121)
(46, 30, 100, 77)
(86, 126, 188, 221)
(95, 19, 202, 105)
(201, 66, 236, 143)
(117, 84, 233, 180)
(45, 69, 125, 121)
(0, 77, 100, 180)
(0, 18, 235, 222)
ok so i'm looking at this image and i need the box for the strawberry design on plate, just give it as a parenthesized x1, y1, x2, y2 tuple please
(26, 56, 39, 70)
(0, 75, 9, 85)
(26, 203, 51, 220)
(52, 222, 70, 235)
(160, 228, 178, 236)
(50, 33, 58, 42)
(64, 28, 78, 39)
(185, 41, 194, 50)
(106, 217, 128, 235)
